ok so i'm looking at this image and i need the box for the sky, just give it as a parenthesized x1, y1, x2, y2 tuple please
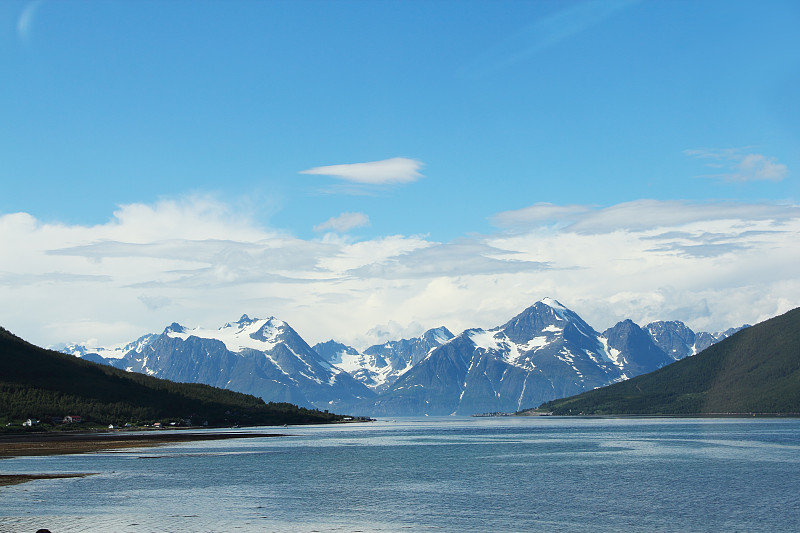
(1, 0, 798, 350)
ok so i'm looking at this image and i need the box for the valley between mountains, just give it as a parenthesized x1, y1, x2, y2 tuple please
(61, 299, 744, 416)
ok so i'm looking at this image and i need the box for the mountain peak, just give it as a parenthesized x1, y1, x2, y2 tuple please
(164, 322, 186, 334)
(540, 297, 566, 311)
(422, 326, 454, 344)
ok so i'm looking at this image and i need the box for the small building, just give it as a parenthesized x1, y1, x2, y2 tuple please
(23, 419, 40, 427)
(63, 415, 82, 424)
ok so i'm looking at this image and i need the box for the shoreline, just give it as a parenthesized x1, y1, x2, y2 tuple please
(0, 429, 286, 487)
(0, 429, 285, 458)
(0, 473, 96, 488)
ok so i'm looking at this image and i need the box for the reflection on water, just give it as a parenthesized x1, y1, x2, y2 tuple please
(1, 417, 799, 533)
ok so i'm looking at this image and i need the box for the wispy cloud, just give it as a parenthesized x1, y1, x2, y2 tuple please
(314, 212, 370, 233)
(491, 203, 592, 228)
(345, 241, 549, 280)
(16, 0, 44, 45)
(462, 0, 637, 78)
(685, 148, 788, 182)
(299, 157, 423, 185)
(492, 199, 800, 233)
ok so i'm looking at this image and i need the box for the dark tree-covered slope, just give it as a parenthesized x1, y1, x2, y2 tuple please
(0, 327, 344, 427)
(535, 307, 800, 415)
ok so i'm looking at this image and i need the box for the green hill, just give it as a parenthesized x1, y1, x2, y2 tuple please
(533, 307, 800, 415)
(0, 327, 344, 428)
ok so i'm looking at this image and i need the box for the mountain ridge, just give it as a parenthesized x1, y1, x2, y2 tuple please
(58, 299, 746, 415)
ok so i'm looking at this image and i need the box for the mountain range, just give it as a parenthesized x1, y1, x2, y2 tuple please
(0, 327, 344, 427)
(60, 299, 745, 416)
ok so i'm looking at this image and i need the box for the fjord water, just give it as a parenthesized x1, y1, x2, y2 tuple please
(1, 417, 799, 533)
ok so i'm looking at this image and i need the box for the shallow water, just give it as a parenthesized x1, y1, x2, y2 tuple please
(1, 417, 799, 532)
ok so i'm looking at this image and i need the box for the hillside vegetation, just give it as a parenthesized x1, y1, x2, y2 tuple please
(533, 307, 800, 415)
(0, 327, 344, 428)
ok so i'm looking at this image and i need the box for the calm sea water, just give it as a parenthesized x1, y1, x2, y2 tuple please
(1, 417, 799, 532)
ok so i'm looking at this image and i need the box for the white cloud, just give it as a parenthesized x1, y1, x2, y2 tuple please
(1, 196, 799, 353)
(686, 148, 788, 182)
(299, 157, 423, 185)
(313, 212, 370, 233)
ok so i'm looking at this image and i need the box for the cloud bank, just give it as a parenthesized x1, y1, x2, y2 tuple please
(1, 196, 798, 351)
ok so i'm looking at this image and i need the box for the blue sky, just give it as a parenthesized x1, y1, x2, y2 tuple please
(1, 0, 798, 348)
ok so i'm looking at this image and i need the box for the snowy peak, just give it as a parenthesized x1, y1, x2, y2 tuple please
(541, 297, 567, 312)
(313, 326, 455, 392)
(75, 313, 375, 410)
(422, 326, 455, 345)
(645, 321, 749, 359)
(645, 320, 697, 360)
(164, 322, 186, 334)
(602, 319, 674, 374)
(222, 314, 258, 328)
(314, 340, 360, 365)
(249, 317, 289, 345)
(237, 313, 256, 325)
(165, 316, 297, 354)
(500, 299, 597, 345)
(57, 333, 157, 361)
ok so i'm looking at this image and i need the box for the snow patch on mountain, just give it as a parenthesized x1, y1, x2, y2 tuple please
(468, 329, 502, 351)
(166, 315, 288, 354)
(55, 333, 156, 360)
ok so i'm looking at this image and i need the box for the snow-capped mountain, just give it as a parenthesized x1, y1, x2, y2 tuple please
(62, 300, 743, 416)
(601, 319, 675, 377)
(312, 326, 454, 392)
(58, 333, 157, 364)
(359, 298, 743, 416)
(367, 298, 627, 415)
(645, 320, 747, 360)
(68, 315, 374, 410)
